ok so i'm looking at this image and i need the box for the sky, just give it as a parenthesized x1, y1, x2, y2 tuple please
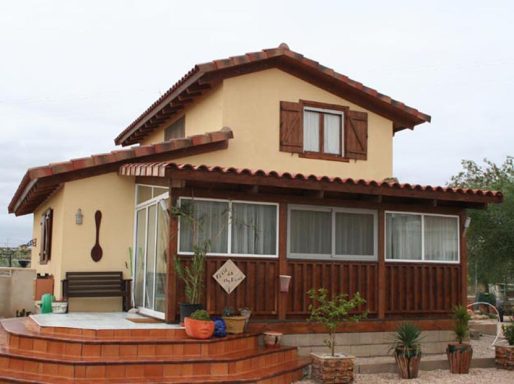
(0, 0, 512, 246)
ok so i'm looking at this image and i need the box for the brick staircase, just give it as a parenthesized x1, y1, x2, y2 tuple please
(0, 318, 310, 383)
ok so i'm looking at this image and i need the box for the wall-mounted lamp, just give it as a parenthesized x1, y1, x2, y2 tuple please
(75, 209, 83, 225)
(464, 216, 471, 235)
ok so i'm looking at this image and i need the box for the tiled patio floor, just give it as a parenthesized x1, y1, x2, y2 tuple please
(30, 312, 183, 330)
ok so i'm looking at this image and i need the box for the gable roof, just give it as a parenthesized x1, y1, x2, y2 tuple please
(8, 128, 233, 216)
(115, 43, 431, 147)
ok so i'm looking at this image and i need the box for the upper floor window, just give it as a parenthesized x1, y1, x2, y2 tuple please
(280, 100, 368, 161)
(303, 107, 344, 156)
(164, 116, 185, 141)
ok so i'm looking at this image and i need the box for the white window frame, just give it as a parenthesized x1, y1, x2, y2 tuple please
(287, 204, 378, 261)
(177, 197, 279, 258)
(303, 106, 345, 155)
(384, 211, 460, 264)
(132, 184, 170, 320)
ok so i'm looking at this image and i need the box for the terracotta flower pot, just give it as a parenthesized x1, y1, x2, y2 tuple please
(447, 343, 473, 374)
(263, 332, 282, 348)
(394, 348, 421, 379)
(222, 316, 246, 334)
(495, 345, 514, 370)
(184, 317, 214, 339)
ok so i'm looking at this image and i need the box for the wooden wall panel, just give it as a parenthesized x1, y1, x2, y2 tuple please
(385, 263, 461, 314)
(285, 260, 378, 317)
(176, 256, 278, 317)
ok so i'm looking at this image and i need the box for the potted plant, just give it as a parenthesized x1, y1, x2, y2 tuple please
(307, 288, 366, 384)
(184, 309, 215, 339)
(447, 305, 473, 374)
(496, 322, 514, 370)
(222, 307, 247, 334)
(175, 244, 207, 322)
(390, 322, 422, 379)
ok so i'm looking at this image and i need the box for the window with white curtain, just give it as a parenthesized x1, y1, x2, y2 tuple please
(288, 205, 377, 260)
(424, 215, 459, 261)
(231, 202, 277, 255)
(386, 212, 459, 263)
(303, 107, 344, 155)
(178, 198, 278, 257)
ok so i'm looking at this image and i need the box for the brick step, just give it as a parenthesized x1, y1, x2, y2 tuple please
(0, 346, 299, 380)
(1, 343, 297, 364)
(0, 357, 310, 383)
(1, 321, 259, 358)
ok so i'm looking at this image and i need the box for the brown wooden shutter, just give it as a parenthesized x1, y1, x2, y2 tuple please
(39, 208, 53, 264)
(280, 101, 302, 153)
(345, 110, 368, 160)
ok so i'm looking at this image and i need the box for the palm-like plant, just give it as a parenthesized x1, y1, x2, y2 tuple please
(175, 243, 207, 304)
(453, 305, 471, 344)
(503, 323, 514, 346)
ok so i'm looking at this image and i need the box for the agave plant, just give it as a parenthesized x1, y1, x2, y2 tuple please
(390, 322, 422, 357)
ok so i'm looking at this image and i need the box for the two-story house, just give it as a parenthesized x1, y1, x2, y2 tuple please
(9, 44, 501, 335)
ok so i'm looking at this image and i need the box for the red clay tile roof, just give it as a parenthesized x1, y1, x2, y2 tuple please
(118, 162, 502, 206)
(8, 128, 233, 216)
(115, 43, 431, 146)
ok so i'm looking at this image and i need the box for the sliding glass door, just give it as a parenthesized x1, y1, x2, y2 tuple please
(133, 185, 169, 319)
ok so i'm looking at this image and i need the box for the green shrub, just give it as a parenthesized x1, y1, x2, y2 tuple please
(190, 309, 211, 321)
(453, 305, 471, 344)
(390, 322, 422, 357)
(503, 323, 514, 346)
(307, 288, 366, 357)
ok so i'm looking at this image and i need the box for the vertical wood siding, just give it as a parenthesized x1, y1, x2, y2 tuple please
(286, 260, 378, 316)
(385, 263, 461, 314)
(175, 257, 460, 319)
(177, 256, 278, 317)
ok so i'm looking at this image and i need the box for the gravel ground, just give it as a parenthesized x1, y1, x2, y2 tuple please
(297, 368, 514, 383)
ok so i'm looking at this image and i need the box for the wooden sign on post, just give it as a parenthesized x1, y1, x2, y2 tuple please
(213, 259, 246, 294)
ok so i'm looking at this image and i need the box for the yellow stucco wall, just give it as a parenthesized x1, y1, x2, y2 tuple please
(31, 173, 135, 302)
(141, 68, 393, 180)
(140, 84, 224, 147)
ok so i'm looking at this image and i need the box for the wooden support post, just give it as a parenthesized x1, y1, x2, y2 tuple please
(165, 185, 179, 323)
(460, 212, 468, 306)
(278, 202, 288, 320)
(377, 208, 386, 319)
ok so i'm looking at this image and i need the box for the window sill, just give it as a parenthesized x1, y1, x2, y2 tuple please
(299, 152, 350, 162)
(385, 259, 460, 265)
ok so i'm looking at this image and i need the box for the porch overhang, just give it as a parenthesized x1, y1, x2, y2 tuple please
(8, 128, 233, 216)
(119, 162, 503, 209)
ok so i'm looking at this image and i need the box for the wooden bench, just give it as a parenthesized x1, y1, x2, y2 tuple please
(62, 272, 131, 311)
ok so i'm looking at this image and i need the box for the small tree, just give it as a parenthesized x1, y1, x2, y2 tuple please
(175, 244, 207, 304)
(453, 305, 471, 344)
(307, 288, 366, 357)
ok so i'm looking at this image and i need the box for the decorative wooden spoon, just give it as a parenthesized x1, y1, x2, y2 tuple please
(91, 210, 103, 262)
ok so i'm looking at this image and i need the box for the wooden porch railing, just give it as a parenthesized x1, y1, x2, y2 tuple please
(175, 257, 460, 320)
(385, 263, 461, 315)
(286, 260, 378, 317)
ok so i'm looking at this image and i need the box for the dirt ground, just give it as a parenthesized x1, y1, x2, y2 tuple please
(298, 368, 514, 383)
